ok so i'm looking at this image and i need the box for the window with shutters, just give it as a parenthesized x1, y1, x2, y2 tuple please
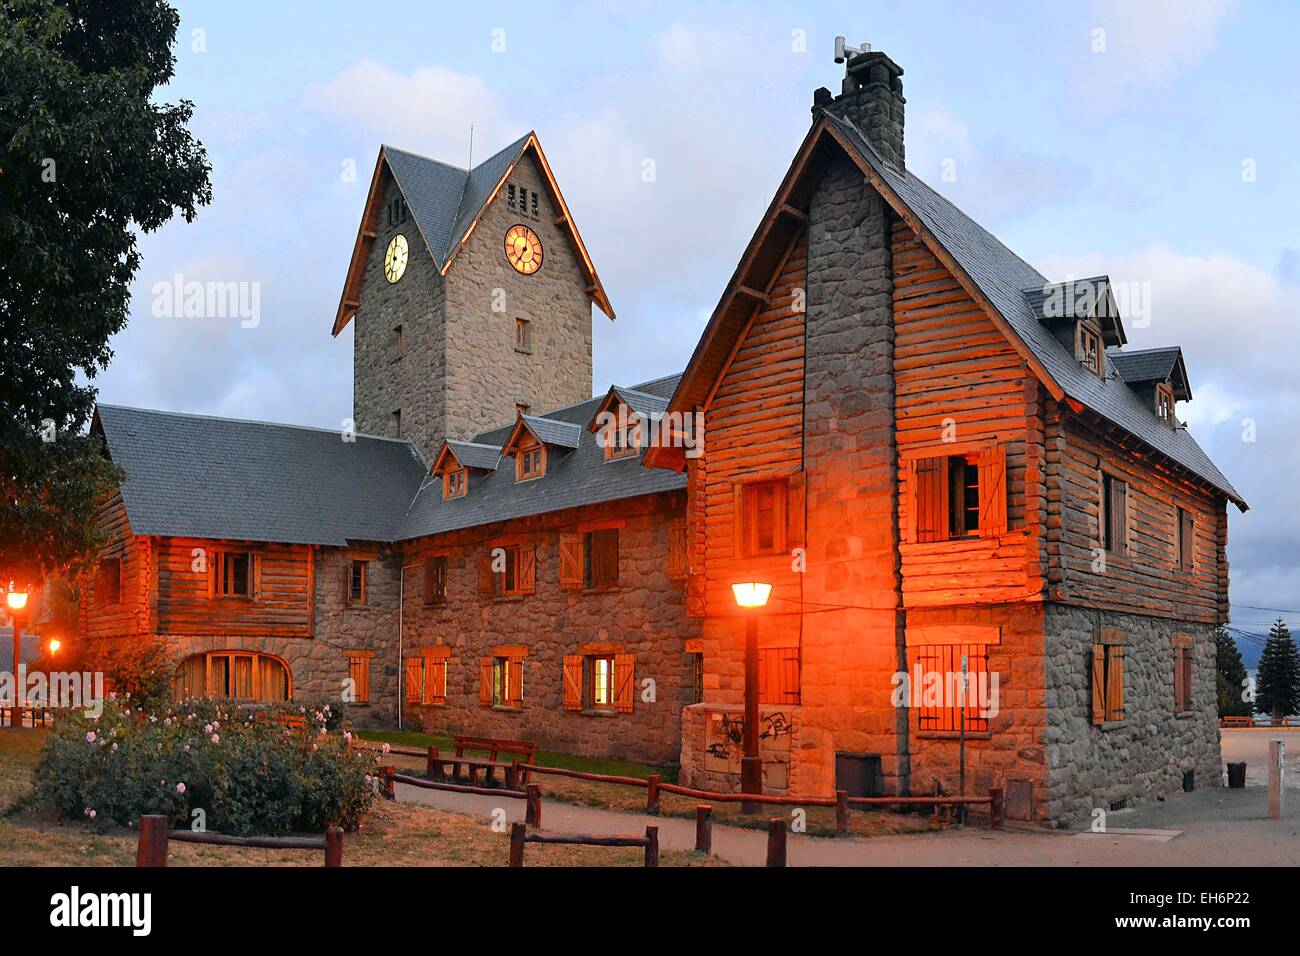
(1091, 630, 1125, 725)
(591, 655, 616, 707)
(563, 651, 634, 713)
(423, 556, 447, 605)
(214, 551, 253, 598)
(443, 467, 467, 499)
(406, 650, 448, 705)
(908, 446, 1007, 543)
(583, 528, 619, 589)
(346, 651, 373, 705)
(740, 480, 786, 557)
(484, 654, 524, 709)
(1077, 320, 1103, 377)
(481, 544, 535, 599)
(97, 556, 122, 606)
(1176, 506, 1194, 572)
(758, 646, 801, 706)
(1100, 473, 1128, 556)
(666, 521, 687, 581)
(346, 559, 367, 605)
(911, 644, 989, 733)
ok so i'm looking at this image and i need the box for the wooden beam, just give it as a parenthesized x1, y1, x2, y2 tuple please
(778, 203, 808, 221)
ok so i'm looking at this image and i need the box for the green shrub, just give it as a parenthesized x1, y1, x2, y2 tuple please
(34, 696, 379, 835)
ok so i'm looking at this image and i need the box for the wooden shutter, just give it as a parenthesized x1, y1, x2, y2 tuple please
(613, 653, 635, 714)
(427, 658, 447, 705)
(562, 655, 583, 711)
(1105, 476, 1127, 555)
(343, 563, 353, 604)
(507, 656, 524, 706)
(786, 471, 805, 548)
(479, 658, 494, 706)
(591, 529, 618, 586)
(1106, 644, 1125, 721)
(477, 554, 496, 598)
(733, 481, 746, 557)
(1091, 643, 1106, 725)
(977, 444, 1007, 537)
(1179, 510, 1195, 570)
(666, 521, 687, 580)
(912, 457, 949, 543)
(405, 658, 422, 703)
(559, 533, 583, 591)
(518, 545, 536, 595)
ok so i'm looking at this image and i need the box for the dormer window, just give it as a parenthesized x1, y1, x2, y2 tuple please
(517, 442, 545, 481)
(1076, 320, 1103, 378)
(1155, 382, 1176, 427)
(443, 467, 468, 499)
(603, 415, 641, 461)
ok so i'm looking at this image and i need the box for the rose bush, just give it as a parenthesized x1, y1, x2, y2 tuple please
(34, 696, 378, 835)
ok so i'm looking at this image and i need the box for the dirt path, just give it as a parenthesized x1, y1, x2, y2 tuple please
(393, 780, 1300, 867)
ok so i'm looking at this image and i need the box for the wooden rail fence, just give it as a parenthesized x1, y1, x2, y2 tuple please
(508, 821, 658, 867)
(136, 815, 343, 867)
(385, 769, 543, 826)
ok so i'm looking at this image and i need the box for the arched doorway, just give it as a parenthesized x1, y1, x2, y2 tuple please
(173, 651, 292, 702)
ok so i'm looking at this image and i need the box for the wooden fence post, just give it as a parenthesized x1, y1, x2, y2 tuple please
(646, 774, 661, 816)
(508, 822, 526, 867)
(695, 804, 713, 854)
(324, 827, 344, 867)
(136, 815, 169, 867)
(507, 758, 520, 791)
(835, 790, 849, 838)
(644, 826, 659, 867)
(383, 766, 396, 801)
(989, 787, 1005, 830)
(766, 818, 787, 867)
(426, 746, 438, 779)
(525, 784, 542, 827)
(1269, 739, 1285, 819)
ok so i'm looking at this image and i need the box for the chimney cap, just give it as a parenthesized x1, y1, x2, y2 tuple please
(812, 86, 833, 113)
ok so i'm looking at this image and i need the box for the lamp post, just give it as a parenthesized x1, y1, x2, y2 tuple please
(732, 582, 771, 813)
(6, 590, 29, 728)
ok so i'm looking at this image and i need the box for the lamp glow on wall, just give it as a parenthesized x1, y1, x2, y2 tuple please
(5, 591, 28, 611)
(731, 581, 771, 809)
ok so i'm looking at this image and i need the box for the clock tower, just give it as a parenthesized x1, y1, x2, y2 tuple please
(332, 133, 615, 463)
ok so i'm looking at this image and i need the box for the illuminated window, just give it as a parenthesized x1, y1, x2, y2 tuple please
(491, 656, 523, 708)
(741, 480, 786, 557)
(406, 652, 448, 705)
(591, 655, 615, 707)
(216, 552, 252, 598)
(912, 644, 987, 732)
(516, 444, 545, 481)
(97, 557, 122, 605)
(1077, 321, 1103, 377)
(515, 318, 531, 352)
(443, 467, 467, 500)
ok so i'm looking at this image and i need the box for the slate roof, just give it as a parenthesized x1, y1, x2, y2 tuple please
(1108, 347, 1187, 388)
(396, 375, 686, 541)
(518, 415, 583, 450)
(94, 375, 686, 547)
(608, 385, 670, 421)
(442, 440, 502, 472)
(94, 406, 429, 546)
(823, 111, 1244, 509)
(383, 134, 530, 269)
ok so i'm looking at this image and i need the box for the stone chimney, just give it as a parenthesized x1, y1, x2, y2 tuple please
(813, 49, 906, 170)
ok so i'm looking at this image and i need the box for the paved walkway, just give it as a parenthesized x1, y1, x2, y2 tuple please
(394, 779, 1300, 867)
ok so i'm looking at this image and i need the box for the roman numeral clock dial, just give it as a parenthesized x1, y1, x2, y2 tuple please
(505, 224, 542, 275)
(384, 233, 408, 283)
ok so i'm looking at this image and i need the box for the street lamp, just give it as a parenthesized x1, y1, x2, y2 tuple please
(47, 638, 61, 655)
(5, 589, 29, 728)
(731, 582, 771, 812)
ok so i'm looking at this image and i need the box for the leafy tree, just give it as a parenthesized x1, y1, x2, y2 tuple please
(1255, 618, 1300, 719)
(1214, 626, 1251, 718)
(0, 0, 211, 587)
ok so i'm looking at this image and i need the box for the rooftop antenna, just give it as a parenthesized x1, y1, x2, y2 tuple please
(833, 36, 871, 64)
(468, 123, 474, 168)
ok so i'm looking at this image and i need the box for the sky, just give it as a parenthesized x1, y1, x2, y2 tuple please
(99, 0, 1300, 644)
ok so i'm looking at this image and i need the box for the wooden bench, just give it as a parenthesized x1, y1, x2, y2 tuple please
(428, 735, 537, 789)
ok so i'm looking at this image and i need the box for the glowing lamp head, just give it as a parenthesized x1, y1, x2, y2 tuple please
(47, 638, 61, 655)
(5, 591, 28, 611)
(731, 582, 772, 609)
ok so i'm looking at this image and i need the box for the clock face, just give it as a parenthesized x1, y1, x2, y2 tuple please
(384, 234, 409, 283)
(505, 224, 543, 275)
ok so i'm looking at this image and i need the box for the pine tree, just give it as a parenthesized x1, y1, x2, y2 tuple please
(1254, 618, 1300, 719)
(1215, 627, 1252, 718)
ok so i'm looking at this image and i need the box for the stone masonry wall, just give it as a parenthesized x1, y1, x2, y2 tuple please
(402, 492, 698, 766)
(442, 150, 595, 441)
(1043, 602, 1222, 827)
(353, 174, 448, 463)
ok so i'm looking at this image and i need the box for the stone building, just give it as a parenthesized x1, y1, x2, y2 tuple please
(80, 49, 1242, 826)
